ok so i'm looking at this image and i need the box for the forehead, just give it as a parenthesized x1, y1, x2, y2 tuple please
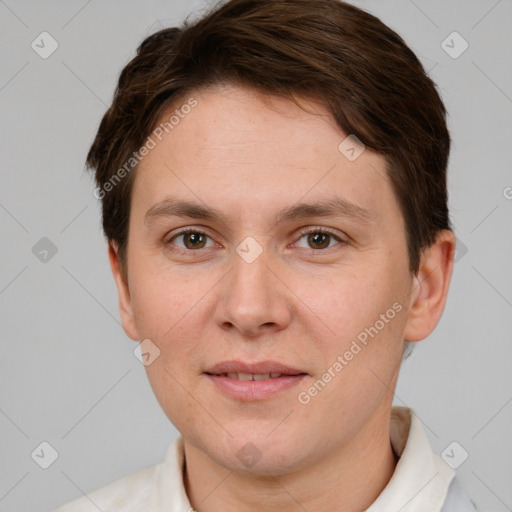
(132, 84, 400, 227)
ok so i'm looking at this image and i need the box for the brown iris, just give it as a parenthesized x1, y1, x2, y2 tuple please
(183, 232, 207, 250)
(307, 232, 330, 249)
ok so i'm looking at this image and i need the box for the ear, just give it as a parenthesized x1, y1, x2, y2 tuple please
(403, 230, 456, 342)
(108, 242, 140, 341)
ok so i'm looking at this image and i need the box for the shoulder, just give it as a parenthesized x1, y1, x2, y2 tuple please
(441, 477, 479, 512)
(53, 464, 157, 512)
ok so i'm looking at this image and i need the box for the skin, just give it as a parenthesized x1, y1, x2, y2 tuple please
(108, 83, 455, 511)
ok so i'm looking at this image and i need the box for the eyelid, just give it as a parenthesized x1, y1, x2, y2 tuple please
(295, 225, 346, 241)
(292, 226, 347, 250)
(165, 225, 214, 239)
(165, 226, 218, 252)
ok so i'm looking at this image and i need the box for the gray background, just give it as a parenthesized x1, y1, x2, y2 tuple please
(0, 1, 511, 511)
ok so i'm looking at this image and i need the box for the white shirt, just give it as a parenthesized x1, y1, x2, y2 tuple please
(55, 406, 478, 511)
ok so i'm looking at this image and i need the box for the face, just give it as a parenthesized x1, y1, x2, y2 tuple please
(111, 83, 434, 475)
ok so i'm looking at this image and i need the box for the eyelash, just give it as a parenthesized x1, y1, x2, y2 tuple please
(165, 226, 346, 256)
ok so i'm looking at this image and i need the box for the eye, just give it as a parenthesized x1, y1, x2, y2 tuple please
(166, 228, 216, 253)
(294, 227, 346, 251)
(164, 226, 346, 256)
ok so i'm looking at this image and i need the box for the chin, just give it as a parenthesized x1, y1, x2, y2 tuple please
(203, 427, 317, 476)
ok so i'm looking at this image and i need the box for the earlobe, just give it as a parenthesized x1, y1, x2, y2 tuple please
(403, 230, 456, 343)
(108, 242, 140, 341)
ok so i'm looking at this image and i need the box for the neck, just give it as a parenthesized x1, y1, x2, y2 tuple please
(183, 404, 398, 512)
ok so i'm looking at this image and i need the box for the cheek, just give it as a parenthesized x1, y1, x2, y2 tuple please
(144, 361, 206, 438)
(292, 269, 398, 338)
(128, 265, 218, 387)
(128, 260, 204, 340)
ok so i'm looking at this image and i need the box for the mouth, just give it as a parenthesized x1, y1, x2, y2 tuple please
(204, 360, 308, 400)
(206, 372, 292, 380)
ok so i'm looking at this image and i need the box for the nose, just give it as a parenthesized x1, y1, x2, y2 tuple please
(214, 248, 292, 338)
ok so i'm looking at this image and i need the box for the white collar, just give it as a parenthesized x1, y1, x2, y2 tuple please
(146, 406, 455, 511)
(366, 406, 455, 511)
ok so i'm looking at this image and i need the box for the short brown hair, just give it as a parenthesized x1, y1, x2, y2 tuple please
(87, 0, 452, 280)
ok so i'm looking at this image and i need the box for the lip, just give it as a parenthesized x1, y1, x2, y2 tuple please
(205, 360, 306, 376)
(204, 360, 308, 401)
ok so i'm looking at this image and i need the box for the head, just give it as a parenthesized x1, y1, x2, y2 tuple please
(87, 0, 455, 475)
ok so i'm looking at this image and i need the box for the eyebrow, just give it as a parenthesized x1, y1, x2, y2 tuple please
(144, 195, 375, 228)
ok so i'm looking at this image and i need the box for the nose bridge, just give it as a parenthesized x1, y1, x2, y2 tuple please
(216, 243, 290, 335)
(232, 245, 272, 299)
